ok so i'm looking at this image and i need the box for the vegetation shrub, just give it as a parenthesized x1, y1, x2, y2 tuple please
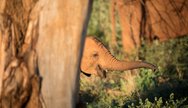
(81, 0, 188, 107)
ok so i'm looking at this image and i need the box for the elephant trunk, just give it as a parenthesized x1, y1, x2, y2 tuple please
(102, 56, 157, 71)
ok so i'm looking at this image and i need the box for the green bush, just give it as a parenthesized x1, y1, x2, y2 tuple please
(139, 36, 188, 79)
(128, 93, 187, 108)
(136, 69, 157, 92)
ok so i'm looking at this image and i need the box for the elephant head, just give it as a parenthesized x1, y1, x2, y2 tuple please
(81, 36, 158, 78)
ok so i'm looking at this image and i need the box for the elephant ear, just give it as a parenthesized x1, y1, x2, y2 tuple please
(96, 65, 106, 78)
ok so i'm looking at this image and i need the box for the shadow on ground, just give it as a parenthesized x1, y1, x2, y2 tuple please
(124, 78, 188, 107)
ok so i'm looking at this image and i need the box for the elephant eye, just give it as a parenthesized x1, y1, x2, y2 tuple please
(92, 52, 98, 58)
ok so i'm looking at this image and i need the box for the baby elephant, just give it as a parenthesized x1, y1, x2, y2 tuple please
(81, 36, 158, 78)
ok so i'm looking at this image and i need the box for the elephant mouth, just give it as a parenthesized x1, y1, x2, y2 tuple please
(81, 71, 91, 77)
(81, 65, 107, 78)
(96, 65, 107, 78)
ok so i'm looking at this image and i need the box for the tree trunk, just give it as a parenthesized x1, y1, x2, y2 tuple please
(0, 0, 92, 108)
(36, 0, 92, 107)
(116, 0, 142, 55)
(114, 0, 188, 54)
(110, 0, 117, 48)
(0, 0, 41, 107)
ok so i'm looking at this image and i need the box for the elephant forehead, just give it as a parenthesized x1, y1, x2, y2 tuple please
(84, 37, 100, 48)
(82, 45, 100, 58)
